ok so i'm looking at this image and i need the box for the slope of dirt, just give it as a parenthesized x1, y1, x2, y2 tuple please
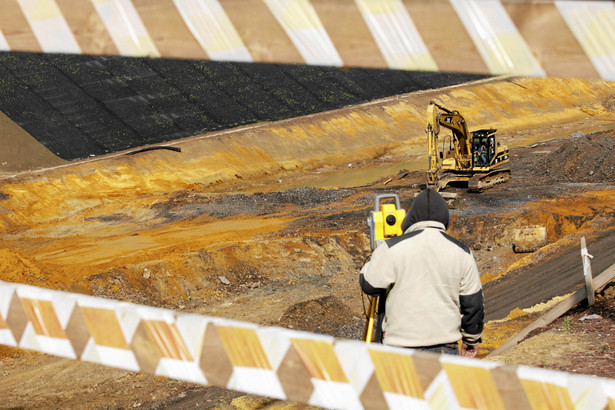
(0, 82, 614, 408)
(0, 111, 66, 174)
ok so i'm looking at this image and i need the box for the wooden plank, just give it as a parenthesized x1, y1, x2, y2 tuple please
(580, 236, 596, 306)
(487, 263, 615, 358)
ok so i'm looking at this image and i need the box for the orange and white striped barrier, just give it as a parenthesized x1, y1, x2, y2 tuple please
(1, 280, 614, 409)
(0, 0, 613, 80)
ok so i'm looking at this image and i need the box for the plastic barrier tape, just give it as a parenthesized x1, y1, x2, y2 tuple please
(1, 280, 615, 409)
(0, 0, 613, 80)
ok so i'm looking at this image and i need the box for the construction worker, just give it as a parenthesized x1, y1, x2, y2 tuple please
(359, 188, 484, 357)
(477, 144, 487, 164)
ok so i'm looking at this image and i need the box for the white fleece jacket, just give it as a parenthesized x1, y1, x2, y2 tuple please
(360, 220, 484, 348)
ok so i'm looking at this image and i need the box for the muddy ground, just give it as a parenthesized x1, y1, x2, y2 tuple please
(0, 121, 614, 407)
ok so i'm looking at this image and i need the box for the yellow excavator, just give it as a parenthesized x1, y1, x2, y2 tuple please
(426, 101, 511, 192)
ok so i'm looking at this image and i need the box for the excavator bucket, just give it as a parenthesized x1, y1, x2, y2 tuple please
(512, 225, 547, 253)
(440, 192, 458, 209)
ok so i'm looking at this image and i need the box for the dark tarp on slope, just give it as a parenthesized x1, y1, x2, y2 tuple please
(0, 51, 487, 160)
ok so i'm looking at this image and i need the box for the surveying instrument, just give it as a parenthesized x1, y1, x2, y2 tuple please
(362, 193, 406, 343)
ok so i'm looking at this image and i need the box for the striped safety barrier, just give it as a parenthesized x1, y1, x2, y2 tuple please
(1, 279, 614, 409)
(0, 0, 613, 80)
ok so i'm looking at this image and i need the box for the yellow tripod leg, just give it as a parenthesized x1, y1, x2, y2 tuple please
(362, 295, 378, 343)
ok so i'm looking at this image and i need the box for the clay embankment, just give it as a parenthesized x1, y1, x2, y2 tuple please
(1, 75, 613, 217)
(0, 76, 613, 313)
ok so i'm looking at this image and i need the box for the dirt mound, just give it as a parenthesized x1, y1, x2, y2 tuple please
(603, 94, 615, 112)
(541, 131, 615, 183)
(277, 295, 363, 339)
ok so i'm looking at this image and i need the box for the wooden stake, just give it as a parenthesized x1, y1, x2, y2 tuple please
(580, 236, 595, 306)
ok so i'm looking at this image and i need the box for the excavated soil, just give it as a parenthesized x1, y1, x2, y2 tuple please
(0, 85, 614, 407)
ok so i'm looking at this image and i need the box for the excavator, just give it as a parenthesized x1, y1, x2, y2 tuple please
(426, 101, 511, 192)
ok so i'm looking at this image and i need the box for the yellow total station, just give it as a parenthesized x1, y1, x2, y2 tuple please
(367, 194, 406, 251)
(363, 193, 405, 344)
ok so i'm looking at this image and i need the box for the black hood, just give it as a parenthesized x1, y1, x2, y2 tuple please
(401, 188, 450, 231)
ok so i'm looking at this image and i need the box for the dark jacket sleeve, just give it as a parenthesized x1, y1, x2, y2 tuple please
(460, 289, 484, 345)
(359, 273, 387, 296)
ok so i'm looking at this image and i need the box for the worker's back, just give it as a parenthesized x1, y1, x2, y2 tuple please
(375, 221, 480, 347)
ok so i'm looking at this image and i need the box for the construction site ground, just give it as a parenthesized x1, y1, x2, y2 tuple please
(0, 77, 614, 408)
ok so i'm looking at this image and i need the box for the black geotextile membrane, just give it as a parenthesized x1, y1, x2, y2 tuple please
(0, 51, 488, 160)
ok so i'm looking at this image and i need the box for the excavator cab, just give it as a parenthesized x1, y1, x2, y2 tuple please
(472, 129, 497, 168)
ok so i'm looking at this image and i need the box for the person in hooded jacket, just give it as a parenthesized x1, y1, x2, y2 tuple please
(360, 188, 484, 357)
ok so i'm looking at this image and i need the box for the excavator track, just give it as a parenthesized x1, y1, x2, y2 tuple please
(468, 169, 511, 192)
